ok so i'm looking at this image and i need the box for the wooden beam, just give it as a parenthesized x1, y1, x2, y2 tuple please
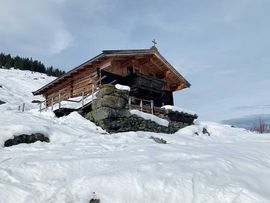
(150, 57, 165, 71)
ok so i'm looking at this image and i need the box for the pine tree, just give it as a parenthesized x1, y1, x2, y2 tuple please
(0, 52, 65, 76)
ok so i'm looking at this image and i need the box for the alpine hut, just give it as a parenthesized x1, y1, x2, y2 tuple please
(33, 47, 190, 114)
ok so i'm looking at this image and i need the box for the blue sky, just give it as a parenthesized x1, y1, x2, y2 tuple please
(1, 0, 270, 122)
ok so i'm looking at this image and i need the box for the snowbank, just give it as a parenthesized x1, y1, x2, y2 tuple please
(162, 105, 196, 115)
(130, 109, 169, 127)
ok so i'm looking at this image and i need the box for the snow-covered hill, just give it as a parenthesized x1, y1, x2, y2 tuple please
(1, 69, 270, 203)
(0, 68, 55, 111)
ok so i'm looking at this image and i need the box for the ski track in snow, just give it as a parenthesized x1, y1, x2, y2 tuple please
(1, 69, 270, 203)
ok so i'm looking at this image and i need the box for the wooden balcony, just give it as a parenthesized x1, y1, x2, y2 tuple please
(127, 72, 166, 92)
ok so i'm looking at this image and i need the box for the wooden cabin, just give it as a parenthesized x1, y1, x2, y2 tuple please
(33, 47, 190, 111)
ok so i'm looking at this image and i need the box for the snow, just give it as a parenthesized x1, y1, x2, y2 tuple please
(115, 84, 130, 91)
(51, 92, 97, 111)
(130, 109, 169, 127)
(162, 105, 197, 115)
(1, 69, 270, 203)
(0, 68, 55, 111)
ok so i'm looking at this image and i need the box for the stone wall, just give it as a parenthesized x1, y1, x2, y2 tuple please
(83, 84, 193, 134)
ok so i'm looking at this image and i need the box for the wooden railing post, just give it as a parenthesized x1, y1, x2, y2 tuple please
(51, 98, 54, 111)
(45, 100, 48, 111)
(151, 100, 154, 115)
(128, 97, 131, 110)
(39, 102, 42, 112)
(22, 103, 25, 112)
(58, 91, 61, 109)
(82, 91, 85, 107)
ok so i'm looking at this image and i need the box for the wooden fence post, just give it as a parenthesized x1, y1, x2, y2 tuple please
(22, 103, 25, 112)
(58, 91, 61, 109)
(140, 100, 143, 111)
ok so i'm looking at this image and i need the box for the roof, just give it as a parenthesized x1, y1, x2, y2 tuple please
(33, 47, 190, 95)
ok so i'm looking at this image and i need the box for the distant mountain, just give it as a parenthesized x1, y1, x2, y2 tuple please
(223, 114, 270, 129)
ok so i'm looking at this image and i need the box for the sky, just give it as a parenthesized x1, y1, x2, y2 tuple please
(0, 0, 270, 123)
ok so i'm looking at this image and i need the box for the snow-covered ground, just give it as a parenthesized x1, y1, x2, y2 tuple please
(1, 69, 270, 203)
(0, 68, 55, 111)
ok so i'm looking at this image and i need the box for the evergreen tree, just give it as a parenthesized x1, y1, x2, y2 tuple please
(0, 52, 65, 77)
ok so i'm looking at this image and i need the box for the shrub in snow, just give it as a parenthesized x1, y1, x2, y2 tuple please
(250, 119, 270, 134)
(4, 133, 49, 147)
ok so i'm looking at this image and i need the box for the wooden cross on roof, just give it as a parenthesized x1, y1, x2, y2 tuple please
(152, 39, 157, 47)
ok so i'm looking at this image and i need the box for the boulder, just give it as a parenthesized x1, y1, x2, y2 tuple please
(92, 95, 127, 110)
(96, 84, 115, 98)
(0, 100, 5, 105)
(96, 84, 129, 101)
(91, 107, 130, 121)
(4, 133, 49, 147)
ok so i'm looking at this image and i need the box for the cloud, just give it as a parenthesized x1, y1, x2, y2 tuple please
(49, 28, 73, 54)
(0, 0, 73, 55)
(234, 105, 270, 111)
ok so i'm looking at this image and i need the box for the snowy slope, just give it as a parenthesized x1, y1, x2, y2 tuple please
(0, 68, 55, 111)
(1, 69, 270, 203)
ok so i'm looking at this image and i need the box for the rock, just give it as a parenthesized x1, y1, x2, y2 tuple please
(0, 100, 5, 105)
(4, 133, 49, 147)
(89, 192, 100, 203)
(32, 100, 42, 104)
(91, 107, 130, 121)
(149, 136, 167, 144)
(202, 127, 210, 136)
(96, 84, 115, 98)
(89, 199, 100, 203)
(92, 95, 127, 110)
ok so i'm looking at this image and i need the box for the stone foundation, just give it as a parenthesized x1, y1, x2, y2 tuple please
(82, 84, 195, 134)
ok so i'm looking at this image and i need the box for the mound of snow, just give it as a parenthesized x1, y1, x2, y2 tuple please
(130, 109, 169, 127)
(115, 84, 130, 91)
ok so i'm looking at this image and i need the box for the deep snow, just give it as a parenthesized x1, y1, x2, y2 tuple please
(1, 69, 270, 203)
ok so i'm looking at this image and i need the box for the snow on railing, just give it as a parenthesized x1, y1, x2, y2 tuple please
(39, 84, 99, 112)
